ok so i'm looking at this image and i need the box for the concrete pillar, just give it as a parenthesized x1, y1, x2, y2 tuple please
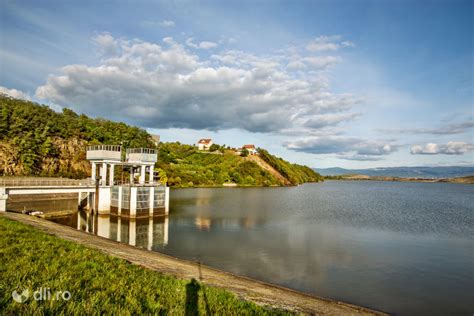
(98, 187, 111, 214)
(149, 186, 154, 216)
(109, 164, 115, 186)
(130, 187, 137, 217)
(140, 165, 146, 184)
(0, 188, 8, 212)
(101, 162, 107, 186)
(91, 162, 96, 180)
(118, 186, 122, 216)
(149, 166, 154, 184)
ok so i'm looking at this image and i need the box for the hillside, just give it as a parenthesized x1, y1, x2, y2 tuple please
(0, 95, 322, 186)
(155, 142, 323, 187)
(0, 95, 156, 177)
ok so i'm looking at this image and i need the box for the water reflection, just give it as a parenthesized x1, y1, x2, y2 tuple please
(162, 183, 474, 316)
(48, 182, 474, 315)
(71, 210, 169, 250)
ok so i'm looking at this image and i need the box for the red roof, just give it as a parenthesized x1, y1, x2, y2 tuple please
(198, 139, 212, 144)
(243, 144, 255, 149)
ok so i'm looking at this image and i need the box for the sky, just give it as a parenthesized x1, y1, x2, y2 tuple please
(0, 0, 472, 169)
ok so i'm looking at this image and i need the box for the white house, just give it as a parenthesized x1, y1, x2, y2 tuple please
(197, 138, 213, 150)
(242, 144, 257, 155)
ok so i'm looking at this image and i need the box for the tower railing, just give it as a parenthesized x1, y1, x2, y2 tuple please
(126, 148, 158, 163)
(86, 145, 122, 161)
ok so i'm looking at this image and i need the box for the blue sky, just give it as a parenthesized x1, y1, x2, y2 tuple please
(1, 0, 472, 168)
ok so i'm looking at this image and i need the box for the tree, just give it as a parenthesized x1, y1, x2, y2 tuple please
(240, 148, 249, 157)
(209, 144, 220, 152)
(155, 167, 168, 185)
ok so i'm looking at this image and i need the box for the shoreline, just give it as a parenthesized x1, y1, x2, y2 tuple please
(324, 175, 474, 184)
(1, 212, 386, 315)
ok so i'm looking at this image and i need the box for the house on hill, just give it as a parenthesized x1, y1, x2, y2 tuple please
(197, 138, 213, 150)
(242, 144, 257, 155)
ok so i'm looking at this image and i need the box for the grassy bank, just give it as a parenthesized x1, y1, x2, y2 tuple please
(0, 217, 288, 315)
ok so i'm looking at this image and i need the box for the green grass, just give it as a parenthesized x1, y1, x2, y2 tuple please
(0, 217, 290, 315)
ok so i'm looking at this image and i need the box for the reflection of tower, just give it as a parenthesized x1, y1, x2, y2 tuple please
(117, 217, 121, 242)
(77, 211, 169, 250)
(97, 215, 110, 238)
(129, 220, 136, 246)
(148, 217, 153, 250)
(164, 216, 169, 246)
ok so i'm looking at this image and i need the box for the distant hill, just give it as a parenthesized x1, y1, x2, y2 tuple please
(315, 166, 474, 179)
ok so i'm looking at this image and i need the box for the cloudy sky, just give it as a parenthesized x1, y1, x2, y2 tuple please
(1, 0, 472, 168)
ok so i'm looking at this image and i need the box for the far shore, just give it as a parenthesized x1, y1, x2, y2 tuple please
(324, 174, 474, 184)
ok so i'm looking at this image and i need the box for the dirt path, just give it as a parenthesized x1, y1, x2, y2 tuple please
(247, 155, 292, 185)
(1, 212, 386, 315)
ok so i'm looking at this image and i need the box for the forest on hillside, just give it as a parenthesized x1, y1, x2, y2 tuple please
(0, 95, 153, 177)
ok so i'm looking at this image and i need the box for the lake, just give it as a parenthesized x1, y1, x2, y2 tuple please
(53, 181, 474, 315)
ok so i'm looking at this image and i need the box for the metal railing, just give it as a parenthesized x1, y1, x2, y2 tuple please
(87, 145, 122, 152)
(0, 178, 95, 187)
(126, 148, 157, 154)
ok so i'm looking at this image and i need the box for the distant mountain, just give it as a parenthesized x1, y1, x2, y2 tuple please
(314, 166, 474, 179)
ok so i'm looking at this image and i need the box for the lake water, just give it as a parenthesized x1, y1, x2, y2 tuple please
(52, 181, 473, 315)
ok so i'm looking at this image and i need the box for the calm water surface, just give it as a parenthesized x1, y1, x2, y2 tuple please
(56, 181, 474, 315)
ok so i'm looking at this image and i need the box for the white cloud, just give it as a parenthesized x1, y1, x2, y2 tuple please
(381, 120, 474, 135)
(306, 35, 354, 52)
(186, 38, 217, 49)
(283, 136, 398, 158)
(302, 56, 340, 69)
(199, 41, 217, 49)
(410, 142, 474, 155)
(159, 20, 175, 27)
(35, 33, 360, 135)
(92, 33, 118, 56)
(0, 86, 30, 100)
(302, 113, 360, 129)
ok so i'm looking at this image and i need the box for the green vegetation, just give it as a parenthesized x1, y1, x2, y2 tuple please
(156, 142, 282, 187)
(0, 216, 288, 315)
(258, 149, 324, 184)
(0, 95, 154, 177)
